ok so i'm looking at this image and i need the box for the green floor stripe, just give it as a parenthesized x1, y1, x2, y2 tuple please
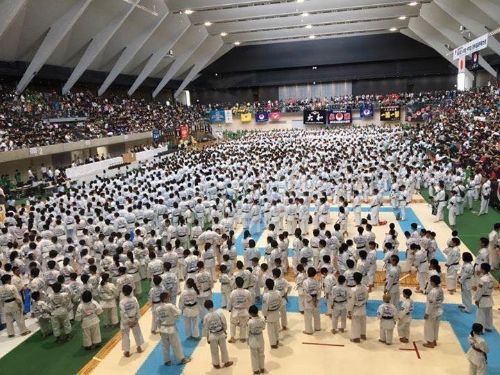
(420, 190, 499, 280)
(0, 280, 150, 375)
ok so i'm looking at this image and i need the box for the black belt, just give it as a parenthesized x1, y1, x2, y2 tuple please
(211, 329, 224, 334)
(446, 262, 459, 267)
(382, 316, 394, 320)
(334, 299, 347, 303)
(4, 298, 16, 303)
(152, 300, 161, 304)
(185, 302, 197, 307)
(268, 306, 280, 312)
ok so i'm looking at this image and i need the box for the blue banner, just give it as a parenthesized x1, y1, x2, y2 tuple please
(359, 103, 374, 118)
(209, 109, 226, 123)
(255, 111, 269, 123)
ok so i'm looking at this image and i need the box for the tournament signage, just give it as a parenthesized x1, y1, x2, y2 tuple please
(209, 109, 225, 123)
(241, 113, 252, 122)
(453, 33, 488, 60)
(327, 109, 352, 124)
(151, 128, 161, 142)
(359, 103, 374, 118)
(270, 112, 281, 122)
(255, 111, 269, 123)
(380, 105, 400, 121)
(406, 103, 432, 122)
(304, 110, 327, 125)
(180, 126, 189, 140)
(224, 110, 233, 124)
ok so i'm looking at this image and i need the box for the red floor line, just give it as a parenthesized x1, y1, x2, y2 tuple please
(302, 342, 345, 347)
(413, 341, 421, 359)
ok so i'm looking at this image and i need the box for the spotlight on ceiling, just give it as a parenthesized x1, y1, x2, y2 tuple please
(184, 9, 194, 14)
(220, 32, 228, 37)
(234, 41, 241, 46)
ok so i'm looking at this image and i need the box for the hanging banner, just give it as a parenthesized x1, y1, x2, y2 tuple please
(241, 113, 252, 122)
(304, 110, 327, 125)
(209, 109, 225, 123)
(270, 112, 282, 122)
(180, 125, 189, 139)
(458, 57, 466, 73)
(327, 109, 352, 124)
(406, 103, 432, 122)
(151, 128, 161, 142)
(255, 112, 269, 123)
(453, 33, 488, 60)
(380, 106, 400, 121)
(359, 103, 374, 118)
(224, 110, 233, 124)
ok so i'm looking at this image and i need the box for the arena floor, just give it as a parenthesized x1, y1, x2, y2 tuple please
(77, 200, 499, 375)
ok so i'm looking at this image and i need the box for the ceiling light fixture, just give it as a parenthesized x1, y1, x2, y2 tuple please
(234, 41, 241, 45)
(302, 12, 310, 17)
(184, 9, 194, 14)
(309, 35, 316, 39)
(398, 16, 407, 20)
(305, 24, 312, 29)
(408, 1, 418, 6)
(297, 0, 304, 3)
(389, 27, 398, 31)
(220, 32, 228, 37)
(204, 21, 212, 26)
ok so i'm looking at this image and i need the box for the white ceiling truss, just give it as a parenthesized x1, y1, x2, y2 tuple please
(0, 0, 497, 97)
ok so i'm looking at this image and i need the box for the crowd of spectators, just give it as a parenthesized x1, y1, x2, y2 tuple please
(203, 90, 459, 114)
(409, 86, 499, 183)
(0, 84, 207, 151)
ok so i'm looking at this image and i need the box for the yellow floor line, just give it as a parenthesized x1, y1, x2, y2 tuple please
(77, 302, 152, 375)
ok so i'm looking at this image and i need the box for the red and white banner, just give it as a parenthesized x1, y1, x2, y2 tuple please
(270, 112, 281, 122)
(180, 125, 189, 140)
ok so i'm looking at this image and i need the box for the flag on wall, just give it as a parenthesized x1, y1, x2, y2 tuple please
(255, 112, 269, 123)
(359, 103, 374, 118)
(241, 113, 252, 122)
(209, 109, 225, 123)
(270, 112, 281, 122)
(180, 125, 189, 139)
(224, 110, 233, 124)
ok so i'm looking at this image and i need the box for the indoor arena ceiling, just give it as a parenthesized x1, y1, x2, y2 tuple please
(0, 0, 498, 97)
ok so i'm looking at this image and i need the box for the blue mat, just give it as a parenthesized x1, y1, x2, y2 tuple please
(137, 293, 499, 375)
(234, 207, 446, 261)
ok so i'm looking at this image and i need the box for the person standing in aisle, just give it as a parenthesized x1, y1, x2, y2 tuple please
(156, 292, 192, 366)
(248, 305, 266, 375)
(302, 267, 321, 335)
(261, 279, 282, 348)
(466, 323, 489, 375)
(474, 263, 494, 332)
(348, 272, 369, 343)
(423, 275, 444, 348)
(202, 300, 233, 369)
(377, 294, 397, 345)
(0, 274, 30, 337)
(119, 284, 144, 357)
(227, 277, 252, 343)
